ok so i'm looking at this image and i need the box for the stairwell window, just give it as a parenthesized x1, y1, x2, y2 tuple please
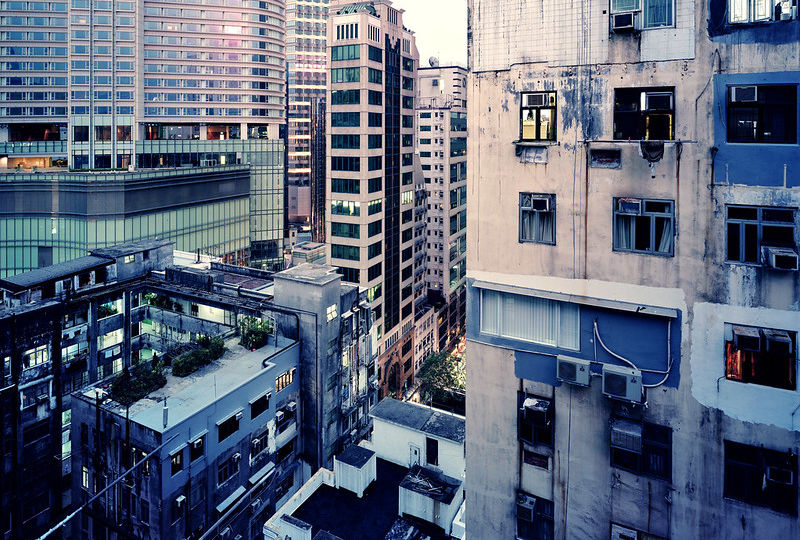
(479, 289, 579, 350)
(613, 198, 674, 256)
(519, 193, 555, 245)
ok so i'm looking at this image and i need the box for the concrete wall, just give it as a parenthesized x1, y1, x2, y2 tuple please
(466, 0, 800, 538)
(371, 417, 464, 481)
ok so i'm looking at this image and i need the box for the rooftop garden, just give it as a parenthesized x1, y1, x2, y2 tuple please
(109, 360, 166, 406)
(239, 316, 274, 350)
(172, 335, 226, 377)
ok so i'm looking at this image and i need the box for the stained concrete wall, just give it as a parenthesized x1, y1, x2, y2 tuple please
(466, 0, 800, 538)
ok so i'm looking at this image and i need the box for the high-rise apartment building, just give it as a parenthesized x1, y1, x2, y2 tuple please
(417, 65, 467, 353)
(466, 1, 800, 539)
(285, 0, 328, 232)
(0, 0, 288, 273)
(325, 0, 420, 398)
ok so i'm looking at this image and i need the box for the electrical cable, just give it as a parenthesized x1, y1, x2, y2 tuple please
(593, 319, 674, 387)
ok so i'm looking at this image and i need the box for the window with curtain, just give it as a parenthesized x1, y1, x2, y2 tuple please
(642, 0, 674, 28)
(479, 289, 580, 350)
(519, 193, 556, 245)
(613, 198, 674, 256)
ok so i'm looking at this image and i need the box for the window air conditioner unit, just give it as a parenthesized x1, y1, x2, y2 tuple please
(287, 401, 297, 412)
(617, 198, 642, 215)
(602, 364, 642, 403)
(232, 452, 241, 462)
(275, 410, 285, 422)
(610, 418, 643, 453)
(524, 93, 548, 107)
(611, 12, 637, 32)
(191, 439, 203, 449)
(175, 495, 186, 507)
(521, 396, 552, 428)
(766, 465, 794, 486)
(764, 329, 793, 356)
(219, 527, 231, 540)
(762, 246, 799, 271)
(516, 492, 536, 522)
(732, 325, 761, 352)
(235, 411, 243, 421)
(730, 86, 758, 103)
(250, 499, 261, 513)
(557, 355, 591, 386)
(251, 438, 260, 447)
(610, 523, 639, 540)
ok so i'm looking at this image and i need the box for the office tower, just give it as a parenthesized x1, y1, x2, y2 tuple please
(465, 1, 800, 538)
(0, 0, 288, 274)
(326, 0, 420, 398)
(285, 0, 329, 233)
(416, 64, 467, 354)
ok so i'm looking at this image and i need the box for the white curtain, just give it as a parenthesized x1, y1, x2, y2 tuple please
(656, 217, 673, 254)
(644, 0, 673, 27)
(522, 210, 554, 243)
(615, 215, 633, 250)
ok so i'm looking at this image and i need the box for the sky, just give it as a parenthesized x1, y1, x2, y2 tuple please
(390, 0, 468, 68)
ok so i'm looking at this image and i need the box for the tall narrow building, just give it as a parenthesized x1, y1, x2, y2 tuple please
(286, 0, 329, 232)
(326, 0, 420, 398)
(416, 65, 467, 353)
(466, 0, 800, 538)
(0, 0, 288, 274)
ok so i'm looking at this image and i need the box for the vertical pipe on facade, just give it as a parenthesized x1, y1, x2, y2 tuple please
(583, 142, 590, 279)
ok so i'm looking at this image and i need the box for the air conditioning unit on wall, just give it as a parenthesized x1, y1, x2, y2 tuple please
(557, 355, 591, 386)
(610, 12, 638, 32)
(602, 364, 643, 403)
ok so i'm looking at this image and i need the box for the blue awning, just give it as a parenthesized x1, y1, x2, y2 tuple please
(215, 485, 245, 515)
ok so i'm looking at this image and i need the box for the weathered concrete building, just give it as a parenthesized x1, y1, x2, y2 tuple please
(417, 65, 468, 354)
(0, 241, 376, 538)
(466, 1, 799, 539)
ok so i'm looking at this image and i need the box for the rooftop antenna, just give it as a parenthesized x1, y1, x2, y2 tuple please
(162, 397, 168, 428)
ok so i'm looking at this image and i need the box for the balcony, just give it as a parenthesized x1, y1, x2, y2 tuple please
(0, 140, 67, 156)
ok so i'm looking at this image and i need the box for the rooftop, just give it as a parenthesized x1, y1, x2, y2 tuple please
(399, 466, 461, 505)
(337, 445, 375, 469)
(291, 459, 448, 540)
(370, 398, 465, 444)
(293, 241, 326, 252)
(0, 255, 110, 292)
(275, 263, 341, 286)
(88, 335, 296, 431)
(91, 239, 173, 258)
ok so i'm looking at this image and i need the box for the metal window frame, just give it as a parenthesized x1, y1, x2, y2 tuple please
(725, 204, 797, 265)
(519, 192, 556, 245)
(519, 92, 557, 142)
(612, 197, 675, 256)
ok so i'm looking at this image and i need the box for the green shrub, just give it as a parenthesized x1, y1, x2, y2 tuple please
(239, 316, 274, 350)
(208, 337, 225, 360)
(172, 348, 212, 377)
(109, 362, 166, 406)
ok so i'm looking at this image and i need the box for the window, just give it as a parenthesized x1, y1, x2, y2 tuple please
(170, 449, 183, 475)
(726, 205, 796, 265)
(332, 112, 360, 127)
(725, 324, 796, 390)
(368, 199, 382, 215)
(332, 244, 359, 261)
(725, 440, 797, 515)
(613, 88, 674, 140)
(729, 0, 784, 23)
(217, 453, 240, 486)
(331, 222, 360, 239)
(217, 412, 241, 442)
(368, 176, 382, 192)
(516, 492, 554, 540)
(276, 367, 296, 392)
(368, 90, 382, 105)
(610, 419, 672, 481)
(613, 198, 674, 256)
(331, 44, 359, 61)
(189, 436, 204, 462)
(402, 57, 414, 72)
(641, 0, 673, 28)
(368, 241, 382, 259)
(251, 428, 269, 458)
(368, 134, 382, 149)
(368, 68, 382, 84)
(523, 449, 549, 469)
(331, 134, 360, 149)
(331, 89, 360, 105)
(368, 112, 382, 127)
(368, 262, 382, 281)
(331, 156, 360, 171)
(727, 85, 797, 144)
(426, 437, 438, 466)
(518, 393, 553, 447)
(332, 178, 360, 194)
(368, 155, 382, 170)
(338, 267, 360, 283)
(480, 289, 580, 350)
(331, 200, 360, 216)
(520, 92, 556, 141)
(331, 67, 359, 83)
(519, 193, 555, 245)
(250, 392, 270, 419)
(368, 45, 382, 62)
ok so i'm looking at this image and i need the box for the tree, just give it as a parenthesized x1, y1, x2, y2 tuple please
(418, 351, 465, 403)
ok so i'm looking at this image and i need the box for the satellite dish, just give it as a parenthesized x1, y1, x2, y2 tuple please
(429, 56, 439, 67)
